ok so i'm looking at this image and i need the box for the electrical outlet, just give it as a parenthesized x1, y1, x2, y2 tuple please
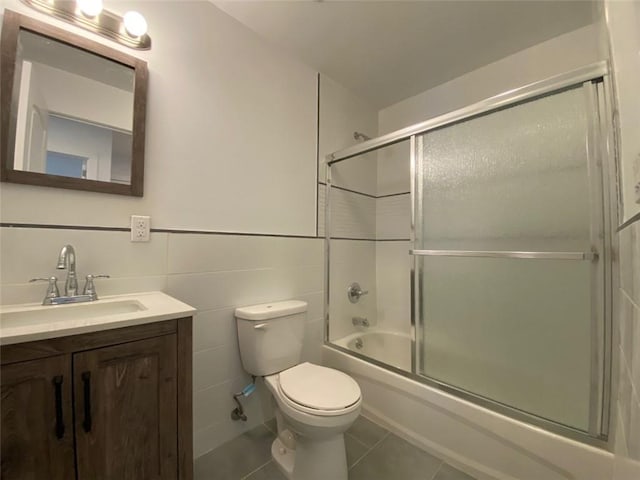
(130, 215, 151, 242)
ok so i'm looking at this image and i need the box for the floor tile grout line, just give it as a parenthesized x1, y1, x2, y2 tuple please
(239, 459, 274, 480)
(348, 430, 391, 470)
(263, 420, 278, 435)
(345, 431, 371, 449)
(345, 432, 374, 468)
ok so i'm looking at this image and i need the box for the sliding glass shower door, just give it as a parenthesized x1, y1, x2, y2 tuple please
(413, 83, 608, 434)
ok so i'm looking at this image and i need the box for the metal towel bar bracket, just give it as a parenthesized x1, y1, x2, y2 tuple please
(409, 250, 598, 261)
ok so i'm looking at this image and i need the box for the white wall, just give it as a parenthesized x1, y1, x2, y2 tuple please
(32, 62, 133, 131)
(605, 2, 640, 478)
(47, 115, 113, 181)
(0, 0, 317, 236)
(0, 0, 322, 458)
(605, 0, 640, 222)
(614, 219, 640, 480)
(379, 24, 604, 134)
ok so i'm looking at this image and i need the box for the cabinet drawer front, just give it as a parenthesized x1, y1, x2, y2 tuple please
(74, 335, 178, 480)
(1, 355, 75, 480)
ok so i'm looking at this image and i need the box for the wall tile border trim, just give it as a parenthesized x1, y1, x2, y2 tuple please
(0, 223, 407, 242)
(318, 181, 410, 199)
(0, 223, 320, 239)
(0, 223, 131, 232)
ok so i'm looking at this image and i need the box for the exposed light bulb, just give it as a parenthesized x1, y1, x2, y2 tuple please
(123, 11, 147, 37)
(76, 0, 103, 17)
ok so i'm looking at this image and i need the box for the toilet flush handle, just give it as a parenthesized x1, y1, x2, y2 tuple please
(253, 323, 268, 330)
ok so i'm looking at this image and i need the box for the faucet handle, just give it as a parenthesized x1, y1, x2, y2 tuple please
(83, 274, 110, 300)
(347, 282, 369, 303)
(29, 276, 60, 304)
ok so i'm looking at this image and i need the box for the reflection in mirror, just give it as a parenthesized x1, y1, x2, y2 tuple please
(11, 30, 134, 184)
(1, 10, 147, 196)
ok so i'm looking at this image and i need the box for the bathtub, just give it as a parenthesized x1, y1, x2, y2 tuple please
(334, 330, 411, 371)
(324, 335, 613, 480)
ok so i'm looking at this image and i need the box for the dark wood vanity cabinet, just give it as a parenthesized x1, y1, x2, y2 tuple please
(0, 318, 193, 480)
(1, 355, 75, 479)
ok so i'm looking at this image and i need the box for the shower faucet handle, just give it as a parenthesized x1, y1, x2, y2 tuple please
(347, 282, 369, 303)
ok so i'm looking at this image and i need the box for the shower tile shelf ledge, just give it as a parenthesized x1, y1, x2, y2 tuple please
(0, 291, 196, 345)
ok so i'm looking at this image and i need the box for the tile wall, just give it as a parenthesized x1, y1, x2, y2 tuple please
(0, 227, 324, 458)
(614, 218, 640, 479)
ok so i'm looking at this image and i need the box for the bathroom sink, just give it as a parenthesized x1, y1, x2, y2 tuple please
(0, 291, 196, 345)
(0, 299, 145, 328)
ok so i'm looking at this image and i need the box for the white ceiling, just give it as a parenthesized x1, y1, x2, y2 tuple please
(214, 1, 597, 108)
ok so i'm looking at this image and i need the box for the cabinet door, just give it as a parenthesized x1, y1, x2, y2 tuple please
(74, 335, 178, 480)
(1, 355, 75, 480)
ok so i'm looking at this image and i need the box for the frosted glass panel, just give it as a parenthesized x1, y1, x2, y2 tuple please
(419, 86, 591, 252)
(417, 86, 597, 431)
(420, 256, 591, 430)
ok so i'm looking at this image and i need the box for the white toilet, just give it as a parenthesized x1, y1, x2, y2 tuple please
(235, 300, 361, 480)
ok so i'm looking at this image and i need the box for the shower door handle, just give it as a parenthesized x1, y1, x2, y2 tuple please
(409, 249, 598, 261)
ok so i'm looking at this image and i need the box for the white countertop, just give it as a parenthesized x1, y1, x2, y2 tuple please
(0, 291, 196, 346)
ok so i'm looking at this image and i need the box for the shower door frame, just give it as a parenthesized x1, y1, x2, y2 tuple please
(324, 61, 618, 447)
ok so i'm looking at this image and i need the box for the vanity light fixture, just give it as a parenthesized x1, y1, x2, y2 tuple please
(76, 0, 102, 18)
(123, 11, 147, 37)
(18, 0, 151, 49)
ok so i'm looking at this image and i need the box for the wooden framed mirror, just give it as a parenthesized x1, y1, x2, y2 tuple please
(0, 10, 148, 196)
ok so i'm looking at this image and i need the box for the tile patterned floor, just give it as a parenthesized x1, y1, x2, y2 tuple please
(194, 416, 477, 480)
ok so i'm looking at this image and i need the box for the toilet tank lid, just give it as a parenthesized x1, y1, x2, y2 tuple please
(235, 300, 307, 321)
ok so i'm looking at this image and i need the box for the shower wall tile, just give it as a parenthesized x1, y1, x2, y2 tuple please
(319, 184, 377, 240)
(318, 184, 326, 237)
(376, 140, 411, 197)
(376, 194, 411, 240)
(319, 187, 376, 240)
(329, 240, 377, 341)
(614, 219, 640, 478)
(375, 241, 412, 335)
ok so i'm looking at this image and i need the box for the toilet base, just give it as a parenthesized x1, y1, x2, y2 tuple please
(272, 437, 295, 479)
(271, 433, 348, 480)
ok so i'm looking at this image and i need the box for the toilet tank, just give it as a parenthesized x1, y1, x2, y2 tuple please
(235, 300, 308, 376)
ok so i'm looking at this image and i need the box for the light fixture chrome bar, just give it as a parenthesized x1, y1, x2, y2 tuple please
(19, 0, 151, 49)
(409, 250, 598, 261)
(327, 62, 608, 165)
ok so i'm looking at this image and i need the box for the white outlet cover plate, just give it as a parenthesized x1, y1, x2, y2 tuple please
(130, 215, 151, 242)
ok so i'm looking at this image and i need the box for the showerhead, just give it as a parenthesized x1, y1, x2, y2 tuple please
(353, 131, 371, 142)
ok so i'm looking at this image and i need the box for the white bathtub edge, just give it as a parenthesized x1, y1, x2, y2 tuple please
(324, 344, 614, 480)
(361, 405, 512, 480)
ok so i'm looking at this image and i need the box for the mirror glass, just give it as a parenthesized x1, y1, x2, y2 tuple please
(10, 29, 135, 184)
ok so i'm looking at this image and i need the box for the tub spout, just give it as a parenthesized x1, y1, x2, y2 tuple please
(352, 316, 370, 327)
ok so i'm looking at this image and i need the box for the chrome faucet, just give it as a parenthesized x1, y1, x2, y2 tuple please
(30, 245, 109, 305)
(57, 244, 78, 296)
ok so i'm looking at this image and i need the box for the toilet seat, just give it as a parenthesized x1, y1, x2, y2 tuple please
(276, 362, 361, 417)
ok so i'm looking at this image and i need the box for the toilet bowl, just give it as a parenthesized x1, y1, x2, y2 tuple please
(235, 301, 362, 480)
(264, 363, 361, 480)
